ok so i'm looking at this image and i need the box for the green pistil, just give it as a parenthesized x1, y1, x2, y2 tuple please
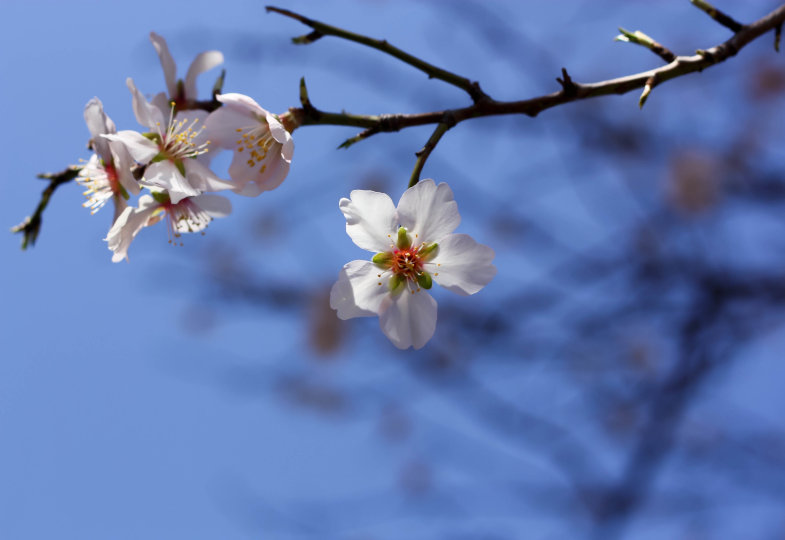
(396, 226, 411, 249)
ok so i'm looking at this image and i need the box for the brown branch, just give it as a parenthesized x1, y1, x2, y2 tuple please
(12, 166, 81, 249)
(690, 0, 744, 32)
(299, 4, 785, 131)
(266, 5, 490, 104)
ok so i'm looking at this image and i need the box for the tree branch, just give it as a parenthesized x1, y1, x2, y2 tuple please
(296, 4, 785, 130)
(266, 5, 490, 104)
(12, 166, 81, 249)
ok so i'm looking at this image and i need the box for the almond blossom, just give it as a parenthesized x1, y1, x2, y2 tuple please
(330, 179, 497, 349)
(204, 93, 296, 197)
(105, 191, 231, 263)
(104, 79, 233, 204)
(77, 98, 140, 220)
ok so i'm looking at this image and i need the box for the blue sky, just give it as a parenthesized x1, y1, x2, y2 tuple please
(3, 1, 785, 538)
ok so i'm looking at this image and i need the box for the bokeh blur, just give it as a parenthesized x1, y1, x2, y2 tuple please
(3, 1, 785, 539)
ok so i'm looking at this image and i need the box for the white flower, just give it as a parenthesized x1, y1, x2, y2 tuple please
(77, 98, 140, 220)
(149, 31, 223, 107)
(105, 191, 231, 263)
(204, 93, 295, 197)
(329, 179, 497, 349)
(104, 79, 233, 204)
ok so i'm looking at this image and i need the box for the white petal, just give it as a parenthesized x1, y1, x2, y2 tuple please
(330, 260, 391, 319)
(233, 181, 264, 197)
(191, 193, 232, 217)
(216, 93, 267, 115)
(182, 159, 234, 193)
(127, 78, 165, 128)
(203, 106, 255, 149)
(103, 131, 159, 164)
(83, 97, 115, 159)
(184, 50, 224, 101)
(281, 136, 294, 162)
(142, 161, 199, 204)
(150, 32, 177, 98)
(105, 196, 157, 263)
(426, 233, 497, 296)
(340, 190, 397, 253)
(397, 179, 460, 242)
(379, 289, 437, 350)
(108, 140, 141, 195)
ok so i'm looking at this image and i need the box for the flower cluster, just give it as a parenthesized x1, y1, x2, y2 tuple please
(79, 33, 496, 349)
(78, 33, 298, 262)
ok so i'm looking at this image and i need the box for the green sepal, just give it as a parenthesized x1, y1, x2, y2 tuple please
(151, 191, 171, 204)
(418, 242, 439, 261)
(416, 271, 433, 290)
(175, 160, 186, 177)
(396, 226, 411, 249)
(118, 185, 130, 201)
(142, 132, 162, 144)
(388, 274, 406, 294)
(372, 252, 393, 267)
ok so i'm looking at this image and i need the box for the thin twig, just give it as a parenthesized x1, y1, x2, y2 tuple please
(408, 120, 454, 188)
(266, 5, 490, 104)
(690, 0, 744, 32)
(12, 166, 81, 249)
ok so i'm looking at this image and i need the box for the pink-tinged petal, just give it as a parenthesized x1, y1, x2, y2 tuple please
(379, 289, 437, 349)
(142, 161, 199, 204)
(256, 153, 290, 192)
(182, 159, 235, 193)
(103, 131, 159, 164)
(108, 141, 141, 196)
(149, 32, 177, 98)
(216, 93, 267, 116)
(426, 233, 497, 296)
(84, 97, 115, 159)
(397, 179, 461, 242)
(203, 106, 256, 149)
(105, 195, 158, 263)
(192, 194, 232, 218)
(281, 136, 294, 162)
(330, 260, 391, 319)
(127, 78, 165, 128)
(184, 50, 224, 101)
(111, 194, 129, 225)
(267, 114, 288, 143)
(340, 190, 397, 252)
(228, 149, 289, 196)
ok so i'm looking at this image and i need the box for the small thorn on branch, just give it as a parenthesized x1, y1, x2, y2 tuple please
(690, 0, 744, 33)
(776, 23, 782, 52)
